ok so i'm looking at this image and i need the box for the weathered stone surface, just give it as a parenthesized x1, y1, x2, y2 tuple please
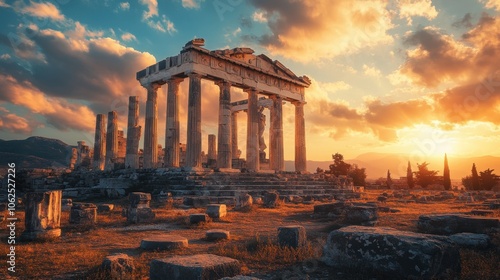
(21, 190, 62, 241)
(313, 202, 346, 216)
(449, 233, 490, 249)
(220, 277, 261, 280)
(190, 213, 210, 224)
(470, 209, 495, 216)
(193, 197, 211, 208)
(150, 254, 241, 280)
(61, 198, 73, 211)
(278, 226, 306, 248)
(344, 205, 378, 226)
(69, 203, 97, 225)
(157, 192, 173, 208)
(235, 193, 253, 211)
(263, 191, 280, 208)
(323, 226, 461, 279)
(97, 204, 114, 213)
(129, 192, 151, 208)
(417, 214, 500, 235)
(206, 229, 230, 241)
(140, 235, 188, 251)
(101, 253, 135, 280)
(206, 204, 227, 219)
(127, 207, 155, 223)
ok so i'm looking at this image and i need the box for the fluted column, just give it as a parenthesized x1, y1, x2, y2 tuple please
(294, 102, 307, 172)
(143, 83, 160, 169)
(105, 111, 118, 171)
(216, 81, 232, 168)
(186, 73, 202, 168)
(270, 95, 284, 171)
(125, 96, 141, 169)
(245, 88, 259, 172)
(164, 78, 183, 167)
(208, 134, 217, 164)
(231, 111, 238, 160)
(93, 114, 106, 171)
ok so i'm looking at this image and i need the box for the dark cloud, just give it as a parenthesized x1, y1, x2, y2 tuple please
(452, 13, 473, 28)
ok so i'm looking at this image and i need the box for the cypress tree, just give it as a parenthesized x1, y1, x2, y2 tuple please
(443, 154, 451, 190)
(407, 161, 414, 189)
(471, 163, 480, 190)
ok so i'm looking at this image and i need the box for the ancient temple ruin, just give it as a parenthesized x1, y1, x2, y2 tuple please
(135, 38, 311, 172)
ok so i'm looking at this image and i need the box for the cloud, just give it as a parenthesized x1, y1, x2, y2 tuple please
(319, 81, 352, 93)
(145, 15, 177, 34)
(119, 2, 130, 11)
(452, 13, 473, 29)
(0, 107, 37, 134)
(363, 64, 382, 77)
(19, 1, 65, 21)
(138, 0, 176, 34)
(482, 0, 500, 11)
(252, 10, 267, 22)
(0, 0, 10, 8)
(398, 0, 438, 25)
(248, 0, 393, 62)
(139, 0, 158, 19)
(182, 0, 204, 9)
(121, 32, 137, 42)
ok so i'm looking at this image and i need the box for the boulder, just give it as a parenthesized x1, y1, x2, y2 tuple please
(140, 235, 188, 251)
(449, 233, 490, 249)
(417, 214, 500, 235)
(235, 193, 253, 211)
(313, 201, 348, 216)
(150, 254, 241, 280)
(277, 226, 307, 248)
(206, 229, 230, 241)
(263, 191, 280, 208)
(206, 204, 227, 219)
(101, 253, 135, 280)
(190, 213, 210, 224)
(323, 226, 461, 279)
(69, 203, 97, 226)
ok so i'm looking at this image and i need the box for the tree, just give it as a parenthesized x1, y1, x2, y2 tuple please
(329, 153, 351, 176)
(462, 176, 473, 190)
(414, 162, 438, 188)
(443, 154, 451, 190)
(386, 169, 393, 188)
(479, 169, 497, 191)
(350, 164, 367, 186)
(471, 163, 480, 190)
(407, 161, 415, 189)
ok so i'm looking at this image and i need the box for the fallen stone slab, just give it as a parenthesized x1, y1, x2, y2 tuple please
(190, 213, 210, 224)
(97, 204, 114, 213)
(470, 209, 495, 216)
(417, 214, 500, 235)
(449, 233, 490, 249)
(278, 226, 307, 248)
(101, 253, 135, 280)
(323, 226, 461, 279)
(140, 235, 188, 251)
(313, 201, 348, 216)
(69, 203, 97, 226)
(206, 229, 230, 241)
(344, 205, 378, 226)
(206, 204, 227, 219)
(150, 254, 241, 280)
(127, 207, 155, 223)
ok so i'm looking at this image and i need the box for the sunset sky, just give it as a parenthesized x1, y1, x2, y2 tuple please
(1, 0, 500, 169)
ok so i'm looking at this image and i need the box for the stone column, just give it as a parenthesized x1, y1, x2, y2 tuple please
(270, 95, 284, 171)
(186, 73, 202, 168)
(164, 78, 183, 168)
(105, 111, 118, 171)
(20, 190, 62, 241)
(216, 81, 232, 169)
(126, 96, 141, 169)
(143, 83, 160, 169)
(294, 102, 307, 172)
(245, 88, 259, 172)
(93, 114, 106, 171)
(208, 134, 216, 167)
(231, 111, 239, 159)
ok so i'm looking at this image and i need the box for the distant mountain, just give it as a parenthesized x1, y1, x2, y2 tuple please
(286, 153, 500, 180)
(0, 136, 73, 168)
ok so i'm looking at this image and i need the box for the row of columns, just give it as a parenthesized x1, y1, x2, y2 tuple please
(140, 73, 306, 172)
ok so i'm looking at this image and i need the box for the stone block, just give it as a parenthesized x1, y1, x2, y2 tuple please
(278, 226, 307, 248)
(344, 205, 378, 226)
(21, 190, 62, 241)
(190, 213, 209, 224)
(206, 204, 227, 219)
(97, 204, 114, 213)
(417, 214, 500, 235)
(101, 253, 135, 280)
(129, 192, 151, 208)
(235, 193, 253, 211)
(193, 197, 211, 208)
(70, 203, 97, 225)
(263, 191, 280, 208)
(449, 233, 490, 249)
(140, 235, 188, 251)
(313, 201, 349, 216)
(150, 254, 241, 280)
(323, 226, 460, 279)
(220, 277, 261, 280)
(206, 229, 230, 241)
(127, 207, 155, 223)
(61, 198, 72, 211)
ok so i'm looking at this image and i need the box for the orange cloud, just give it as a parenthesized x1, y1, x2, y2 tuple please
(20, 1, 65, 21)
(0, 107, 36, 134)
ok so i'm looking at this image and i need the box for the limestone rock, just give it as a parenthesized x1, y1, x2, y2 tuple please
(150, 254, 241, 280)
(277, 226, 307, 248)
(140, 235, 188, 251)
(449, 233, 490, 249)
(235, 193, 253, 211)
(206, 204, 227, 219)
(417, 214, 500, 235)
(263, 191, 280, 208)
(69, 203, 97, 225)
(101, 253, 135, 280)
(206, 229, 230, 241)
(322, 226, 461, 279)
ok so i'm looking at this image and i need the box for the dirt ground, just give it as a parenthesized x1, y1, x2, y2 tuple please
(0, 190, 499, 279)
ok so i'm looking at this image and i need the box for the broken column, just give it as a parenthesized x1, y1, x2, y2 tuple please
(93, 114, 106, 171)
(231, 111, 239, 159)
(186, 72, 202, 168)
(270, 95, 284, 171)
(125, 96, 141, 169)
(216, 81, 232, 169)
(143, 83, 160, 168)
(207, 134, 216, 168)
(294, 102, 307, 172)
(105, 111, 118, 171)
(69, 203, 97, 226)
(127, 192, 155, 223)
(164, 78, 183, 167)
(20, 190, 62, 241)
(245, 88, 259, 172)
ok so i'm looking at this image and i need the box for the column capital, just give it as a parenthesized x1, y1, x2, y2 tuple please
(214, 80, 232, 88)
(243, 87, 258, 94)
(143, 82, 161, 92)
(167, 77, 184, 86)
(269, 94, 282, 101)
(292, 101, 306, 107)
(186, 71, 203, 79)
